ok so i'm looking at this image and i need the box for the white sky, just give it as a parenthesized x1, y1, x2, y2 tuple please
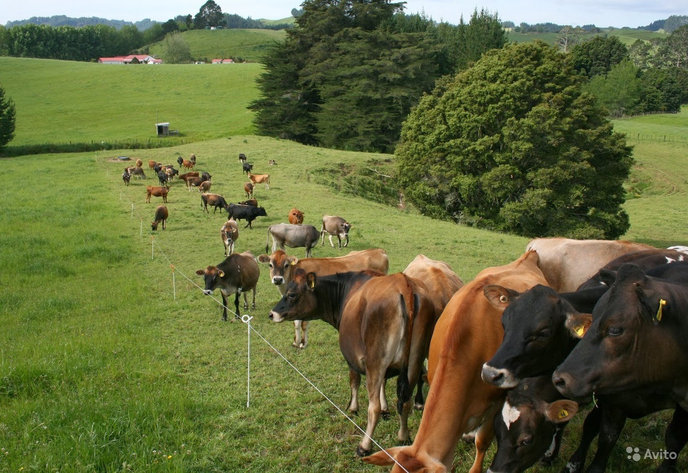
(0, 1, 686, 29)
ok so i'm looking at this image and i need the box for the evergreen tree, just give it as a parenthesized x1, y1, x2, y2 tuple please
(0, 85, 16, 149)
(570, 36, 628, 78)
(194, 0, 224, 29)
(397, 42, 633, 239)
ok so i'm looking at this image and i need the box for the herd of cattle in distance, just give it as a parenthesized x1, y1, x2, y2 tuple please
(120, 156, 688, 472)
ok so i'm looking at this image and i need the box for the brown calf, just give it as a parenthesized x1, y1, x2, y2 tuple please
(288, 208, 304, 225)
(244, 182, 254, 198)
(145, 186, 168, 203)
(151, 205, 168, 231)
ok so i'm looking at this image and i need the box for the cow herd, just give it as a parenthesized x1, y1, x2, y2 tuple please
(120, 156, 688, 472)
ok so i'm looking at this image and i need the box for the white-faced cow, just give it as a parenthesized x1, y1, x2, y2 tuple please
(526, 237, 654, 292)
(320, 215, 351, 248)
(266, 223, 320, 257)
(220, 219, 239, 256)
(269, 269, 437, 457)
(151, 205, 168, 231)
(196, 251, 259, 321)
(363, 251, 548, 473)
(258, 248, 389, 348)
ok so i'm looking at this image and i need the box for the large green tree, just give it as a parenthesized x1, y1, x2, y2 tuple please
(0, 85, 16, 149)
(397, 41, 633, 239)
(194, 0, 224, 29)
(570, 35, 628, 78)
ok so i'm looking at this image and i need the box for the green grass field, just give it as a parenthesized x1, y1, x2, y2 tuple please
(506, 27, 667, 46)
(1, 58, 687, 473)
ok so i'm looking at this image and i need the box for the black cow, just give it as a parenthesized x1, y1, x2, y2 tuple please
(122, 168, 131, 186)
(490, 376, 578, 473)
(239, 153, 247, 163)
(176, 155, 183, 167)
(157, 170, 169, 187)
(227, 203, 267, 228)
(196, 252, 260, 321)
(242, 162, 253, 175)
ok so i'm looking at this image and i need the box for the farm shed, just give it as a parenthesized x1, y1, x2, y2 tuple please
(156, 122, 170, 136)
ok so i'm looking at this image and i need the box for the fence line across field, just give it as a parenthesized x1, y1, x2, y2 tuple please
(108, 169, 410, 472)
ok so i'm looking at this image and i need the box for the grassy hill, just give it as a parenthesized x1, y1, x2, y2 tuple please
(507, 27, 667, 46)
(148, 28, 287, 63)
(1, 57, 688, 472)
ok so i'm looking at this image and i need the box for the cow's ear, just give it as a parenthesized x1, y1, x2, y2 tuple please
(361, 446, 404, 466)
(257, 254, 270, 263)
(483, 285, 519, 309)
(565, 312, 592, 338)
(306, 272, 317, 290)
(218, 270, 225, 278)
(598, 269, 617, 287)
(195, 269, 205, 276)
(289, 257, 299, 266)
(544, 399, 578, 423)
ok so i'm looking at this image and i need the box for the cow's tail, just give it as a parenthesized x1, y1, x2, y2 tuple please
(265, 226, 272, 254)
(396, 292, 419, 415)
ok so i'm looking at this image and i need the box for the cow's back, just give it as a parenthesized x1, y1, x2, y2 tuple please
(526, 238, 653, 292)
(297, 248, 389, 276)
(403, 254, 463, 316)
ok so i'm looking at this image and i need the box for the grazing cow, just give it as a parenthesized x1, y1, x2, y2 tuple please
(247, 172, 270, 189)
(244, 182, 254, 198)
(177, 156, 184, 167)
(227, 203, 267, 229)
(363, 250, 548, 473)
(157, 170, 169, 187)
(151, 205, 168, 231)
(135, 158, 143, 168)
(266, 223, 320, 257)
(239, 153, 247, 163)
(200, 193, 229, 214)
(189, 153, 196, 165)
(238, 198, 258, 207)
(145, 186, 168, 203)
(196, 251, 260, 321)
(242, 162, 254, 175)
(179, 172, 200, 187)
(148, 160, 158, 169)
(129, 167, 146, 179)
(288, 208, 304, 225)
(220, 219, 239, 256)
(185, 175, 208, 191)
(198, 180, 212, 193)
(525, 237, 654, 292)
(258, 248, 390, 348)
(122, 168, 131, 186)
(489, 376, 578, 473)
(269, 269, 437, 457)
(200, 171, 212, 181)
(321, 215, 351, 248)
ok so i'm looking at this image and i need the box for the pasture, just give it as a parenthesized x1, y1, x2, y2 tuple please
(1, 54, 688, 471)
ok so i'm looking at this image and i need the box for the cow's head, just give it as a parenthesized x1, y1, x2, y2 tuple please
(482, 285, 585, 389)
(269, 268, 318, 322)
(489, 376, 578, 473)
(196, 266, 224, 295)
(151, 220, 160, 231)
(553, 263, 676, 399)
(258, 250, 298, 287)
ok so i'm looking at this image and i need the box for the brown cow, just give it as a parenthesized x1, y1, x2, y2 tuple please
(185, 175, 207, 191)
(363, 250, 548, 473)
(248, 172, 270, 189)
(269, 270, 436, 457)
(258, 248, 389, 348)
(128, 166, 146, 179)
(201, 193, 229, 214)
(526, 238, 654, 292)
(244, 182, 254, 198)
(179, 171, 199, 182)
(189, 153, 196, 165)
(148, 160, 159, 169)
(151, 205, 168, 231)
(288, 208, 304, 225)
(145, 186, 168, 203)
(198, 180, 212, 193)
(196, 251, 259, 321)
(220, 219, 239, 256)
(135, 158, 143, 168)
(238, 198, 258, 207)
(181, 159, 195, 170)
(321, 215, 351, 248)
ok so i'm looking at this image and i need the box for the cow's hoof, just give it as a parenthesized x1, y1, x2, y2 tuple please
(356, 446, 371, 458)
(299, 343, 307, 349)
(414, 402, 424, 411)
(380, 410, 390, 420)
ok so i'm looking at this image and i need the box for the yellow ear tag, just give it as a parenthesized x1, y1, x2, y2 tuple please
(655, 299, 667, 323)
(309, 280, 315, 289)
(559, 409, 569, 419)
(575, 325, 585, 338)
(218, 270, 225, 278)
(291, 260, 297, 266)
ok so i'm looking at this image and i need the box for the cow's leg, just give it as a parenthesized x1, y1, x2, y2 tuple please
(300, 321, 308, 348)
(242, 290, 249, 310)
(344, 233, 349, 247)
(564, 406, 602, 473)
(658, 407, 688, 473)
(320, 229, 326, 246)
(347, 369, 360, 414)
(395, 371, 413, 445)
(221, 293, 228, 322)
(233, 292, 240, 321)
(328, 234, 335, 247)
(585, 406, 627, 473)
(357, 369, 384, 457)
(469, 407, 497, 473)
(380, 380, 389, 419)
(337, 234, 342, 248)
(293, 320, 302, 348)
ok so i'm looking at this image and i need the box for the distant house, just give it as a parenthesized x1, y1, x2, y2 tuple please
(211, 58, 234, 64)
(98, 54, 162, 64)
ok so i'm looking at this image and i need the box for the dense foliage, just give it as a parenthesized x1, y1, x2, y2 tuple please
(0, 85, 16, 149)
(396, 41, 633, 239)
(251, 1, 506, 152)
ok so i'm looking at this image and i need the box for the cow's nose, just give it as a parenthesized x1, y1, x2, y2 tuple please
(552, 371, 571, 393)
(269, 311, 284, 322)
(202, 290, 212, 296)
(272, 276, 284, 285)
(481, 363, 504, 384)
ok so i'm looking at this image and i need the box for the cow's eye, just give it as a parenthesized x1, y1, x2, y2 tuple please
(518, 435, 533, 447)
(537, 328, 551, 338)
(607, 326, 623, 337)
(287, 292, 298, 302)
(269, 263, 274, 268)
